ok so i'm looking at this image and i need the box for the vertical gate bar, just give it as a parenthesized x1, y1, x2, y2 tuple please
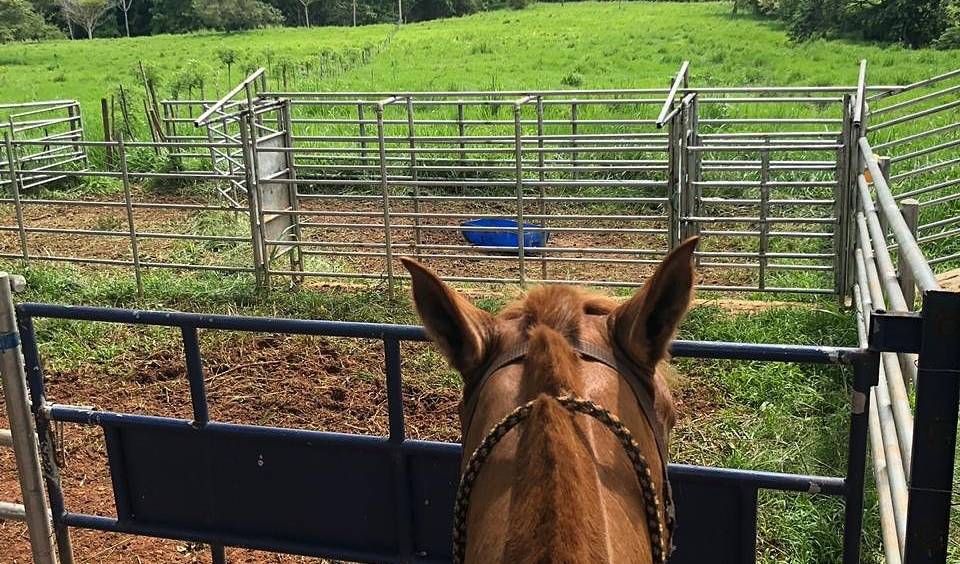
(570, 102, 579, 181)
(759, 146, 770, 291)
(513, 103, 526, 286)
(211, 545, 227, 564)
(845, 95, 862, 301)
(384, 338, 405, 443)
(739, 486, 758, 564)
(903, 290, 960, 564)
(689, 96, 701, 248)
(842, 350, 879, 564)
(16, 312, 74, 564)
(4, 133, 28, 263)
(118, 136, 143, 298)
(0, 275, 59, 564)
(384, 337, 413, 559)
(376, 104, 396, 296)
(666, 112, 678, 250)
(251, 112, 271, 290)
(163, 103, 176, 165)
(280, 102, 304, 283)
(834, 141, 846, 300)
(406, 97, 422, 260)
(536, 97, 547, 280)
(67, 103, 85, 166)
(238, 115, 264, 287)
(357, 103, 367, 170)
(457, 101, 466, 168)
(181, 325, 209, 426)
(682, 130, 696, 244)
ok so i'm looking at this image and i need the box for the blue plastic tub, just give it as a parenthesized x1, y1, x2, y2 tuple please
(460, 218, 549, 253)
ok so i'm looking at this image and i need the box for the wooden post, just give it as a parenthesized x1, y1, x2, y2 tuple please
(100, 98, 113, 162)
(877, 155, 892, 238)
(898, 198, 920, 309)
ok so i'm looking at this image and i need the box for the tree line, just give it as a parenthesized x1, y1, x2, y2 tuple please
(1, 0, 536, 41)
(733, 0, 960, 48)
(2, 0, 958, 48)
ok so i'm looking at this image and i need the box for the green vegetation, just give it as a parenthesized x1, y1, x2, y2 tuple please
(735, 0, 959, 48)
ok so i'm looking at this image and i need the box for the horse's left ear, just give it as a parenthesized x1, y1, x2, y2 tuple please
(610, 237, 697, 369)
(401, 258, 495, 380)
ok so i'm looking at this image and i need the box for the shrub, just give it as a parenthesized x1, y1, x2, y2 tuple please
(0, 0, 62, 43)
(192, 0, 283, 32)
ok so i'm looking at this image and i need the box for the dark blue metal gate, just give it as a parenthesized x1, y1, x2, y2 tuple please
(17, 303, 892, 563)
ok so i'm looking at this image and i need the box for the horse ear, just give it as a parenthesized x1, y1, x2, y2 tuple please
(401, 258, 495, 378)
(611, 237, 697, 369)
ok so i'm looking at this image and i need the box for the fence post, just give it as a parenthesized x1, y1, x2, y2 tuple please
(902, 290, 960, 564)
(0, 273, 60, 564)
(100, 98, 113, 163)
(117, 136, 144, 299)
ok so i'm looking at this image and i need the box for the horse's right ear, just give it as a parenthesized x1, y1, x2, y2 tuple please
(401, 258, 495, 378)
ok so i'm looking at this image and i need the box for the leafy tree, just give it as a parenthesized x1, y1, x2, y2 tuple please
(58, 0, 114, 39)
(192, 0, 283, 31)
(0, 0, 62, 42)
(149, 0, 198, 33)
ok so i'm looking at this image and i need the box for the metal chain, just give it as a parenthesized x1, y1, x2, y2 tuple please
(452, 393, 672, 564)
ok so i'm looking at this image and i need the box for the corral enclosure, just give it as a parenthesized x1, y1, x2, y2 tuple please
(0, 5, 959, 563)
(2, 63, 958, 298)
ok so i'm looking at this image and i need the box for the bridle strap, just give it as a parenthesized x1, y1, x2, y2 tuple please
(458, 338, 676, 551)
(453, 394, 670, 564)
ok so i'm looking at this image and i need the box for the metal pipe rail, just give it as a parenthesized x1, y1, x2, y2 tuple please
(859, 138, 940, 292)
(193, 68, 265, 127)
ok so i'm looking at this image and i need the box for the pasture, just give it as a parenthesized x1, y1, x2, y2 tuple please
(0, 2, 958, 563)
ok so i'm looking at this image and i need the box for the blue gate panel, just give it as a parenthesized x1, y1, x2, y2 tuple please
(96, 421, 762, 563)
(406, 444, 460, 559)
(107, 425, 400, 556)
(670, 481, 758, 564)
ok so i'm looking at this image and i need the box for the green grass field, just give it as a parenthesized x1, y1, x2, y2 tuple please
(0, 2, 958, 562)
(1, 3, 958, 107)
